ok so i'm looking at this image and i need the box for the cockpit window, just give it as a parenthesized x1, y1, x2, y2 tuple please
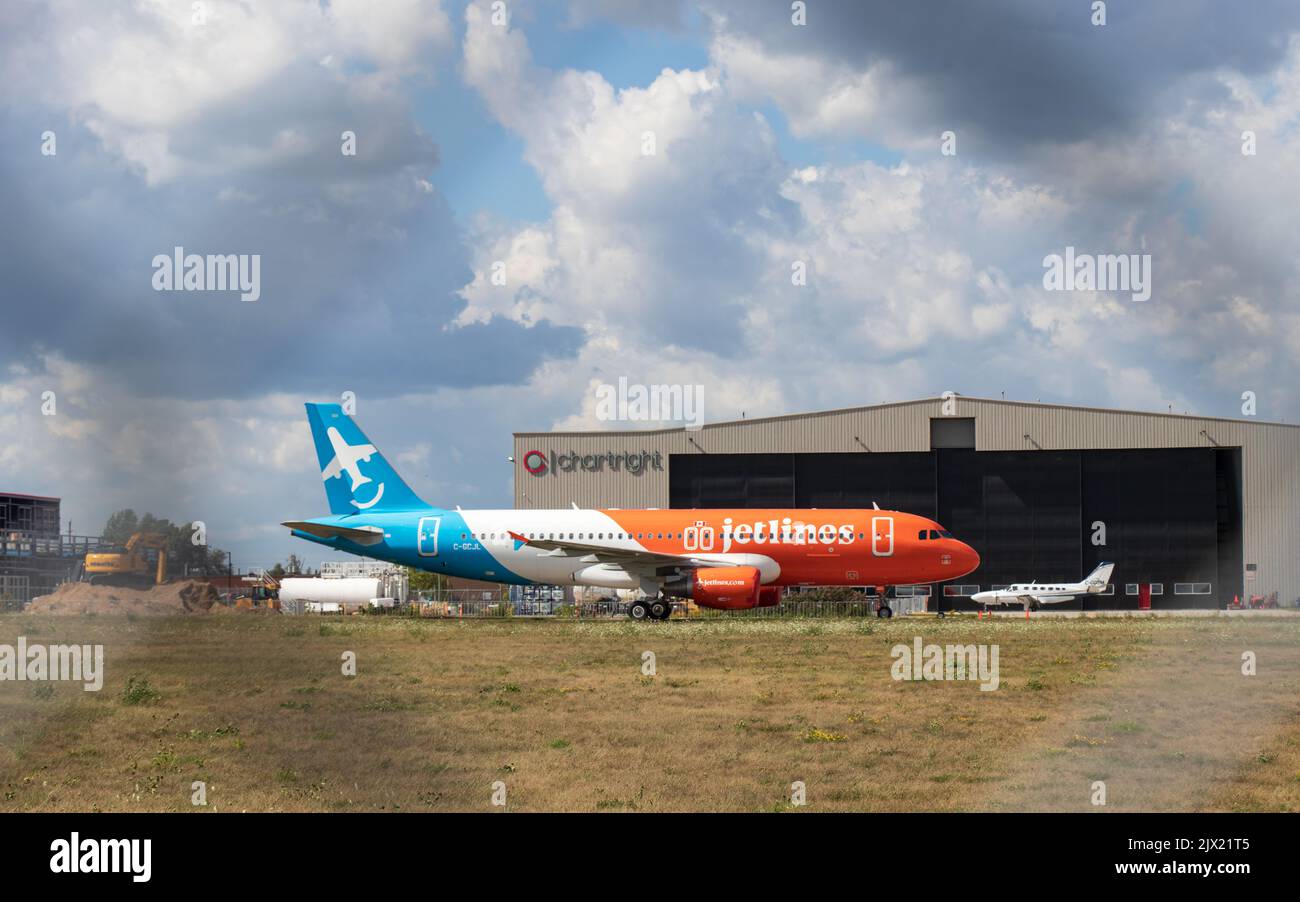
(939, 530, 954, 539)
(928, 529, 942, 539)
(917, 530, 928, 540)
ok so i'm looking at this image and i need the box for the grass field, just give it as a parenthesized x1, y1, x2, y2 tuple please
(1, 613, 1298, 812)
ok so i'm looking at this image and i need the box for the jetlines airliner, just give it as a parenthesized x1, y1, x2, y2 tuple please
(284, 404, 981, 619)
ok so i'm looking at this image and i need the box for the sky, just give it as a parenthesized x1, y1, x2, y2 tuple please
(2, 0, 1299, 571)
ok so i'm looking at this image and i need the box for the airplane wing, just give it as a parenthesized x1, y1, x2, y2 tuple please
(1028, 593, 1076, 604)
(282, 520, 385, 546)
(507, 531, 734, 573)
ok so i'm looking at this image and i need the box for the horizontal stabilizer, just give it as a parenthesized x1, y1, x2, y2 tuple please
(282, 520, 385, 546)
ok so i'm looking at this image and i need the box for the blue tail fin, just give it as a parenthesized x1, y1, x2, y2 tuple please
(304, 403, 429, 514)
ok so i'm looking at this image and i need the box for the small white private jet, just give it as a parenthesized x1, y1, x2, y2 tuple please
(971, 562, 1115, 610)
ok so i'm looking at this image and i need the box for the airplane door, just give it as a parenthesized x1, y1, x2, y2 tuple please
(871, 516, 894, 557)
(417, 517, 440, 557)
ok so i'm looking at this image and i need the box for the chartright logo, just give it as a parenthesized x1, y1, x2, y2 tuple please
(522, 450, 548, 475)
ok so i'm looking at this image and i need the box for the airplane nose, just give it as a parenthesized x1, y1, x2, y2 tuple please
(957, 541, 980, 575)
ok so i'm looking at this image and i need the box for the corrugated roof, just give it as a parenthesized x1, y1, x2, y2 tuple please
(515, 395, 1298, 437)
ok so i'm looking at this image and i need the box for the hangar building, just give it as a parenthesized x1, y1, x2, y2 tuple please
(513, 397, 1300, 611)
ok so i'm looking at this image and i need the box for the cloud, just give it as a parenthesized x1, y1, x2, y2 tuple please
(0, 0, 582, 404)
(458, 2, 1300, 434)
(457, 3, 1214, 430)
(702, 0, 1300, 154)
(2, 0, 453, 183)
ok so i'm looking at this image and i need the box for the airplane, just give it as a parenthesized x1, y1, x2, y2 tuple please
(283, 403, 981, 620)
(970, 562, 1115, 611)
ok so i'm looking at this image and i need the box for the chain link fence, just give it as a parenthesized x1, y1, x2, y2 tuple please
(323, 587, 933, 619)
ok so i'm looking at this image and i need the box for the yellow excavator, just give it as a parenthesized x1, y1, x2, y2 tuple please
(83, 532, 169, 589)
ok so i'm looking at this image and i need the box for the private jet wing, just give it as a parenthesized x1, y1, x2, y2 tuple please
(282, 520, 385, 545)
(507, 531, 735, 573)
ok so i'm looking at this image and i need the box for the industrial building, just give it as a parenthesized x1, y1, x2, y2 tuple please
(513, 397, 1300, 611)
(0, 491, 98, 608)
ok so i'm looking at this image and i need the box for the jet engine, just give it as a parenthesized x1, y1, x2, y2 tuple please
(687, 566, 781, 610)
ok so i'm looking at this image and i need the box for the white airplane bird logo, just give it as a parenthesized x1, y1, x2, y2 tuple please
(321, 427, 377, 490)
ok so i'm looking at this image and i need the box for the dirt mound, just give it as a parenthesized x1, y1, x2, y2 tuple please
(26, 580, 220, 616)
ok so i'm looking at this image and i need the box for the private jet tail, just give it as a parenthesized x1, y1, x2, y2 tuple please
(305, 403, 429, 514)
(1083, 561, 1115, 592)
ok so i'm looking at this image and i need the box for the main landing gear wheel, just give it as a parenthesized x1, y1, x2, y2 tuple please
(648, 598, 671, 620)
(876, 605, 893, 619)
(627, 599, 650, 621)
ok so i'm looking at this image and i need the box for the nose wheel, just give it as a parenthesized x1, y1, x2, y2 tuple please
(874, 585, 893, 618)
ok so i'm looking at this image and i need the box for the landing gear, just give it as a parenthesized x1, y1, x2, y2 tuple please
(628, 597, 673, 621)
(873, 585, 892, 619)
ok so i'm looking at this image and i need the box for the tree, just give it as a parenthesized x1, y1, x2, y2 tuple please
(101, 509, 140, 545)
(99, 509, 231, 579)
(406, 568, 448, 594)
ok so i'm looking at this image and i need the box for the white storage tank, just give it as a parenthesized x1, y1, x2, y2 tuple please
(280, 577, 382, 613)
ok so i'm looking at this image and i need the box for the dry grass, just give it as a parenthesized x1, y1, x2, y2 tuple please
(1, 613, 1297, 812)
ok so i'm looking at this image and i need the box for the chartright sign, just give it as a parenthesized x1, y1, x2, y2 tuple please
(522, 449, 664, 477)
